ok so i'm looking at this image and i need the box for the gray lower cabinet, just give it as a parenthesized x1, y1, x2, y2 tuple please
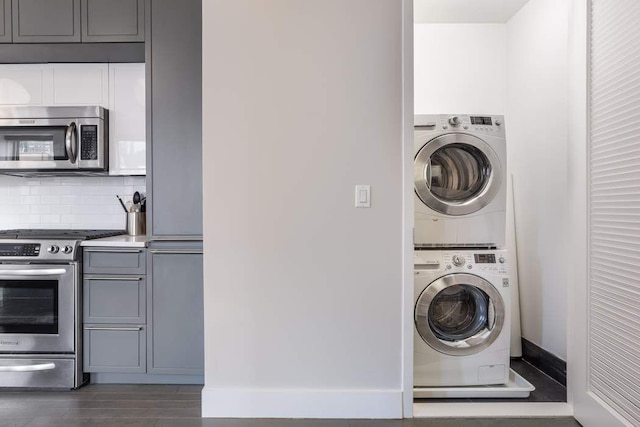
(81, 0, 144, 42)
(0, 0, 11, 43)
(12, 0, 81, 43)
(147, 250, 204, 375)
(148, 0, 202, 238)
(83, 248, 146, 275)
(83, 247, 147, 374)
(84, 325, 146, 373)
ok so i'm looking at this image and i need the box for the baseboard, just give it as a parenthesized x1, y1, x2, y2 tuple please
(201, 387, 404, 419)
(521, 338, 567, 386)
(90, 373, 204, 384)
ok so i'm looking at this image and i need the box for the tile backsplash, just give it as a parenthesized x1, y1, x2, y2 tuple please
(0, 176, 146, 230)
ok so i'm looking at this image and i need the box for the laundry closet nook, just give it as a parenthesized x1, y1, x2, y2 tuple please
(412, 0, 570, 410)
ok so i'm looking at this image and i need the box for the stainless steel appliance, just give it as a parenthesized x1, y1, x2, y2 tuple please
(0, 229, 124, 388)
(0, 106, 108, 175)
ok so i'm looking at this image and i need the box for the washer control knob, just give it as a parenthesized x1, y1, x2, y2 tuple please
(496, 119, 502, 126)
(452, 255, 465, 267)
(63, 245, 73, 254)
(48, 245, 60, 254)
(448, 116, 461, 127)
(499, 256, 506, 264)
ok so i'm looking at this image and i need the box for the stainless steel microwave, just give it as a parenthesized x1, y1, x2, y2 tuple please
(0, 106, 108, 175)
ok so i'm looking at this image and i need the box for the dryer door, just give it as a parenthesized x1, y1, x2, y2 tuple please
(414, 134, 502, 216)
(415, 273, 505, 356)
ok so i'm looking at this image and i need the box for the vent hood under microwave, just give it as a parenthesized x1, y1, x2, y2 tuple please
(0, 106, 108, 177)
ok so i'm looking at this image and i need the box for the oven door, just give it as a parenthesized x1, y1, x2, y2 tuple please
(0, 264, 76, 353)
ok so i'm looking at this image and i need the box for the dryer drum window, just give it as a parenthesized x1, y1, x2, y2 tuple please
(414, 133, 503, 216)
(428, 144, 492, 203)
(427, 284, 495, 342)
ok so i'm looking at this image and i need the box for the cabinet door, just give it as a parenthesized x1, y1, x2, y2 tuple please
(81, 0, 144, 43)
(12, 0, 81, 43)
(108, 63, 146, 176)
(51, 64, 108, 106)
(147, 250, 203, 375)
(0, 0, 11, 43)
(84, 276, 146, 324)
(148, 0, 202, 238)
(84, 325, 146, 373)
(0, 64, 53, 105)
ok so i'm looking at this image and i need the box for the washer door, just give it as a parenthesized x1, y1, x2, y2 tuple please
(414, 134, 502, 216)
(415, 273, 505, 356)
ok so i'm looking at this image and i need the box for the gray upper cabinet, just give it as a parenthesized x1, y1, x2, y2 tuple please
(0, 0, 11, 43)
(148, 0, 202, 238)
(81, 0, 144, 42)
(147, 251, 204, 375)
(12, 0, 81, 43)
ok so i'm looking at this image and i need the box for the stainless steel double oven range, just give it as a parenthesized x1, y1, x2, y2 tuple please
(0, 230, 123, 388)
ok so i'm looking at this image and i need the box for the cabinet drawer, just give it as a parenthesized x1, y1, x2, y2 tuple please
(83, 276, 145, 324)
(83, 325, 145, 373)
(83, 248, 146, 275)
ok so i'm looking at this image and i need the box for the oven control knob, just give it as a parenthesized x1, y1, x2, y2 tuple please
(452, 254, 465, 267)
(448, 116, 461, 127)
(48, 245, 60, 254)
(63, 245, 73, 254)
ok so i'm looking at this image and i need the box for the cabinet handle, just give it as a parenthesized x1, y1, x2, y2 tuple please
(150, 236, 202, 242)
(84, 249, 143, 253)
(150, 250, 203, 255)
(84, 326, 143, 332)
(85, 276, 143, 281)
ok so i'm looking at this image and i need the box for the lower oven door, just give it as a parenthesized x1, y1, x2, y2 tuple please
(0, 264, 76, 353)
(0, 356, 76, 388)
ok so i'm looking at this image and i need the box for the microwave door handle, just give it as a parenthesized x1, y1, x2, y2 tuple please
(65, 122, 78, 164)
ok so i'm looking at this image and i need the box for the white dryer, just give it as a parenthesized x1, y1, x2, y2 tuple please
(414, 249, 510, 387)
(414, 114, 507, 247)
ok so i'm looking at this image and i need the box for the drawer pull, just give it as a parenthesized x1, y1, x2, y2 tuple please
(0, 363, 56, 372)
(85, 276, 143, 281)
(84, 249, 143, 253)
(84, 326, 143, 332)
(150, 250, 203, 255)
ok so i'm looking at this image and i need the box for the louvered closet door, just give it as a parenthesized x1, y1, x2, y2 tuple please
(580, 0, 640, 425)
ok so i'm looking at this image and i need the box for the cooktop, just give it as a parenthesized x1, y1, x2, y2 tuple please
(0, 229, 125, 240)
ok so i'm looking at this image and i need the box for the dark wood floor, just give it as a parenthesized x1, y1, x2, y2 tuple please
(0, 384, 580, 426)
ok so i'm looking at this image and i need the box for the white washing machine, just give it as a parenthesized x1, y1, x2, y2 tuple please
(414, 249, 510, 388)
(414, 114, 507, 247)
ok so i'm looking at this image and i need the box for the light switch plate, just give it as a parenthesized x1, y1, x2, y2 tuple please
(355, 185, 371, 208)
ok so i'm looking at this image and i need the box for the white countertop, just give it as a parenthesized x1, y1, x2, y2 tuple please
(80, 235, 148, 248)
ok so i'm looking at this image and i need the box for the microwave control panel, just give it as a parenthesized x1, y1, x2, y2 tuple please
(80, 125, 98, 160)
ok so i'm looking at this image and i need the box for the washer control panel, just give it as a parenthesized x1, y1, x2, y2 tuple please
(436, 114, 505, 136)
(415, 250, 508, 275)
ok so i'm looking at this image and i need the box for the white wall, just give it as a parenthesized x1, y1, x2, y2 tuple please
(506, 0, 570, 360)
(202, 0, 407, 419)
(414, 24, 507, 114)
(0, 176, 145, 229)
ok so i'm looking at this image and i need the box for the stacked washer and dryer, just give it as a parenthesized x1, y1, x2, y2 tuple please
(413, 114, 511, 394)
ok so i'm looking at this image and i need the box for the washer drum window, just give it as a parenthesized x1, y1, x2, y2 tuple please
(415, 273, 505, 356)
(414, 134, 502, 216)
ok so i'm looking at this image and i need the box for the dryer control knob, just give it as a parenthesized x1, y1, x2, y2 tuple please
(496, 119, 502, 126)
(452, 255, 465, 267)
(499, 256, 506, 264)
(448, 116, 461, 127)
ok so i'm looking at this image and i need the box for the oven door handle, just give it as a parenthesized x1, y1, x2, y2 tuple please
(0, 363, 56, 372)
(0, 269, 67, 278)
